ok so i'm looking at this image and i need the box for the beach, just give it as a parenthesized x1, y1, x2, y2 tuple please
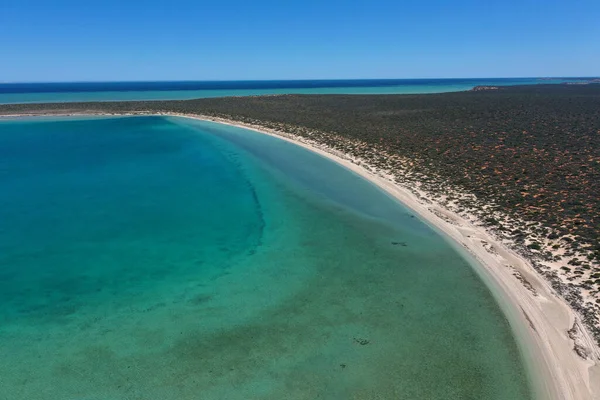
(175, 113, 600, 400)
(1, 111, 599, 399)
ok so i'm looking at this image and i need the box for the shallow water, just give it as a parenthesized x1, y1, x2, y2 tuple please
(0, 116, 533, 399)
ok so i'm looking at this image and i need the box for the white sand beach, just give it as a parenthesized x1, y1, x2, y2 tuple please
(175, 113, 600, 400)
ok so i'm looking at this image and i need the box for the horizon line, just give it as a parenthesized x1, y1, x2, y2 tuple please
(2, 76, 598, 85)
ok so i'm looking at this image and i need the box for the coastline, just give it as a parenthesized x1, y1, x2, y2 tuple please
(2, 111, 599, 399)
(177, 113, 600, 400)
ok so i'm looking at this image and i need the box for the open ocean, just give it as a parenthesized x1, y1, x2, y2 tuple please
(0, 116, 534, 399)
(0, 77, 589, 104)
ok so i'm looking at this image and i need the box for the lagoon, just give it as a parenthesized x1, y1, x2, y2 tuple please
(0, 116, 533, 399)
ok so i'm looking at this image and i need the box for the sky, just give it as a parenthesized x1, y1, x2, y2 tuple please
(1, 0, 599, 82)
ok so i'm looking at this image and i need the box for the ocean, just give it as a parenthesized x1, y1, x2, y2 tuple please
(0, 78, 588, 104)
(0, 116, 533, 399)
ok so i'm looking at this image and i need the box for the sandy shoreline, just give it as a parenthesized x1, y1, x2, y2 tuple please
(174, 113, 600, 400)
(2, 111, 599, 399)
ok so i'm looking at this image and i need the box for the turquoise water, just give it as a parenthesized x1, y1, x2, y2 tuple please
(0, 77, 586, 104)
(0, 116, 533, 399)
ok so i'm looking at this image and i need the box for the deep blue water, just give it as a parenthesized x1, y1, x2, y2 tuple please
(1, 78, 591, 93)
(0, 116, 534, 399)
(0, 77, 592, 104)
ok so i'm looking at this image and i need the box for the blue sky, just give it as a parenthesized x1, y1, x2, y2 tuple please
(1, 0, 599, 81)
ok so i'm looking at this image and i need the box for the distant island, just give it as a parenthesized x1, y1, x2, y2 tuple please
(2, 84, 600, 398)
